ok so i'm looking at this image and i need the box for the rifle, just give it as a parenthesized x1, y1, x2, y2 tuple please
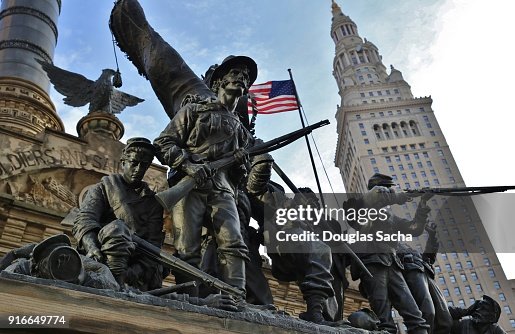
(147, 281, 197, 296)
(404, 186, 515, 197)
(155, 119, 330, 211)
(132, 235, 245, 299)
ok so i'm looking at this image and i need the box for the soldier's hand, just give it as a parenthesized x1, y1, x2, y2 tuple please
(200, 294, 239, 312)
(234, 148, 249, 165)
(181, 160, 211, 185)
(425, 222, 437, 238)
(82, 232, 105, 263)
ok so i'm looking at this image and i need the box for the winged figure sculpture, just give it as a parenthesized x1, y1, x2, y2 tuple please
(37, 59, 144, 114)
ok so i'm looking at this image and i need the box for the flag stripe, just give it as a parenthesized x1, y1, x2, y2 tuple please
(247, 79, 298, 115)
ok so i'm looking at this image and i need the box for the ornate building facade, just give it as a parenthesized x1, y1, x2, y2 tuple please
(331, 1, 515, 332)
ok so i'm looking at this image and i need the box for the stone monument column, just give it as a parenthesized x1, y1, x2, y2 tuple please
(0, 0, 64, 135)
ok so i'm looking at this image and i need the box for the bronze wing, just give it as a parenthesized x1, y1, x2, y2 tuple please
(36, 59, 94, 107)
(110, 90, 145, 114)
(109, 0, 214, 119)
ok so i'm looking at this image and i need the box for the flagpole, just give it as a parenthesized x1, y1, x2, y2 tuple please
(287, 69, 326, 208)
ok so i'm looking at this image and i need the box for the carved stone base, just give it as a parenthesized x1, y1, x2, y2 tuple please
(0, 77, 63, 135)
(77, 111, 124, 141)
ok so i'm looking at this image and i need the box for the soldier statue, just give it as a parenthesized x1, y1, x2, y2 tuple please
(449, 295, 506, 334)
(351, 173, 432, 334)
(110, 0, 255, 297)
(72, 137, 165, 291)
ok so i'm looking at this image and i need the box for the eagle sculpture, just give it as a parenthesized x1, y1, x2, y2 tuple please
(37, 59, 144, 114)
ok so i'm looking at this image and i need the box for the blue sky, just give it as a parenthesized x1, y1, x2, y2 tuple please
(53, 1, 515, 276)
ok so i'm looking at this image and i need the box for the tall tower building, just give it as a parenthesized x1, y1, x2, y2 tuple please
(331, 1, 515, 332)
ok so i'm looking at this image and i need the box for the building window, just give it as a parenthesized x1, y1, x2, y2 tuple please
(494, 281, 501, 289)
(420, 171, 427, 177)
(386, 90, 391, 95)
(500, 293, 506, 301)
(458, 300, 466, 308)
(476, 284, 482, 292)
(395, 155, 401, 162)
(434, 179, 440, 185)
(361, 131, 367, 136)
(373, 167, 379, 173)
(510, 319, 515, 328)
(447, 301, 454, 307)
(427, 161, 433, 167)
(505, 306, 512, 315)
(360, 93, 365, 97)
(450, 275, 456, 283)
(441, 253, 448, 260)
(369, 92, 374, 97)
(367, 149, 373, 155)
(414, 153, 420, 160)
(379, 112, 384, 116)
(438, 277, 446, 285)
(356, 114, 361, 119)
(404, 154, 410, 161)
(454, 287, 461, 296)
(484, 258, 490, 266)
(466, 261, 473, 268)
(430, 131, 436, 136)
(389, 166, 394, 172)
(443, 288, 449, 297)
(408, 163, 413, 170)
(471, 272, 478, 281)
(394, 89, 400, 94)
(411, 172, 417, 179)
(415, 181, 421, 188)
(456, 262, 462, 270)
(402, 173, 407, 180)
(364, 139, 369, 144)
(465, 286, 472, 294)
(423, 152, 429, 158)
(445, 264, 452, 271)
(370, 158, 376, 164)
(359, 123, 365, 129)
(489, 269, 496, 278)
(435, 265, 441, 273)
(398, 164, 404, 171)
(460, 273, 467, 282)
(385, 156, 391, 163)
(382, 147, 388, 153)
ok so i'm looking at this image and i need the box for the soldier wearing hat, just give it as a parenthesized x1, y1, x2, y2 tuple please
(73, 137, 165, 291)
(449, 295, 506, 333)
(153, 55, 255, 297)
(351, 173, 433, 334)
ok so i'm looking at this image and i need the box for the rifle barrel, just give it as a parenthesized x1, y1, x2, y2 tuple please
(132, 235, 245, 299)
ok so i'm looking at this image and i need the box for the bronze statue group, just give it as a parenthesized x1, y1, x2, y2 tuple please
(0, 1, 507, 333)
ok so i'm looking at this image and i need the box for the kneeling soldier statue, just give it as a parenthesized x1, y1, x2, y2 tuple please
(72, 137, 165, 291)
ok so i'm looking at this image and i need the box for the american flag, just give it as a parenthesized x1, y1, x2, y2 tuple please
(247, 80, 299, 114)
